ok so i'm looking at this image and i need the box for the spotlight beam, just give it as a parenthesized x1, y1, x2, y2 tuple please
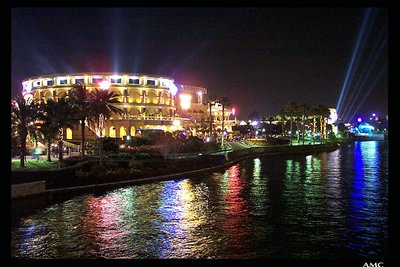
(347, 63, 387, 122)
(336, 8, 372, 115)
(341, 28, 387, 122)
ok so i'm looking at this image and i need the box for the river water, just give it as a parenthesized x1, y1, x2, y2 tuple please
(11, 141, 389, 259)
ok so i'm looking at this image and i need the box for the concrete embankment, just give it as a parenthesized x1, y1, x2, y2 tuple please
(11, 143, 339, 199)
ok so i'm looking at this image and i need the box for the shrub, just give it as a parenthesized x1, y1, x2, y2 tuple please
(128, 136, 154, 147)
(102, 137, 120, 152)
(108, 152, 133, 160)
(179, 136, 204, 153)
(202, 142, 220, 152)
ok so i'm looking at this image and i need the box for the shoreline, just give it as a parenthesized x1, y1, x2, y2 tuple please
(11, 143, 340, 199)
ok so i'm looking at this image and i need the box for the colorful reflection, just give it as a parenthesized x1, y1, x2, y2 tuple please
(16, 220, 48, 258)
(220, 164, 252, 257)
(155, 178, 213, 258)
(11, 142, 388, 259)
(324, 149, 343, 217)
(346, 141, 387, 255)
(351, 142, 367, 233)
(250, 158, 268, 216)
(79, 189, 139, 258)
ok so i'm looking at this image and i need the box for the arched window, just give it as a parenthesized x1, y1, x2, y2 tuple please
(66, 128, 73, 139)
(147, 91, 158, 104)
(43, 91, 53, 103)
(109, 126, 116, 138)
(120, 126, 127, 138)
(129, 89, 141, 103)
(163, 91, 170, 105)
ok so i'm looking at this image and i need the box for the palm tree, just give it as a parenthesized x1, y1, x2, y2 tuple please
(68, 83, 92, 160)
(300, 103, 311, 145)
(205, 95, 217, 138)
(89, 88, 123, 126)
(283, 101, 299, 145)
(11, 94, 41, 167)
(89, 88, 123, 163)
(36, 120, 58, 162)
(313, 105, 330, 144)
(317, 105, 331, 143)
(310, 106, 319, 144)
(276, 112, 287, 137)
(215, 96, 231, 149)
(39, 97, 76, 162)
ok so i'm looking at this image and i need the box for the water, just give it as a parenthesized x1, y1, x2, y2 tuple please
(11, 141, 389, 259)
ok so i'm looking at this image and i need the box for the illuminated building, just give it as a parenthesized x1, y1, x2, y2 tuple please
(175, 84, 208, 134)
(210, 102, 235, 132)
(21, 72, 200, 143)
(175, 84, 236, 135)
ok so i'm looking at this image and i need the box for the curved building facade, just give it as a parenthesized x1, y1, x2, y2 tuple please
(21, 72, 189, 142)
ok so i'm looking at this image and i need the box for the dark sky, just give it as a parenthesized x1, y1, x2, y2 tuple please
(11, 7, 388, 121)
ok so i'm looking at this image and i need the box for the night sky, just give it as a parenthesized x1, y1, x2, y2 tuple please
(11, 7, 388, 121)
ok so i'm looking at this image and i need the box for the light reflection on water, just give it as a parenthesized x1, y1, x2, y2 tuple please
(11, 141, 388, 259)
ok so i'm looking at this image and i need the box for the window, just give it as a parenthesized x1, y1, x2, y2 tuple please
(74, 78, 84, 84)
(91, 78, 103, 84)
(59, 79, 68, 85)
(146, 79, 156, 86)
(111, 78, 122, 84)
(35, 81, 41, 87)
(129, 78, 140, 84)
(46, 80, 54, 86)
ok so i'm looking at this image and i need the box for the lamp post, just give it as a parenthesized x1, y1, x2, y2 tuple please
(99, 113, 104, 164)
(58, 128, 63, 168)
(98, 80, 110, 164)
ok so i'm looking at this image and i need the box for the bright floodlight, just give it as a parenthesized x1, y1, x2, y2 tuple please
(169, 82, 178, 96)
(99, 80, 110, 90)
(357, 117, 362, 123)
(231, 107, 236, 116)
(251, 120, 258, 126)
(179, 94, 192, 110)
(22, 81, 32, 93)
